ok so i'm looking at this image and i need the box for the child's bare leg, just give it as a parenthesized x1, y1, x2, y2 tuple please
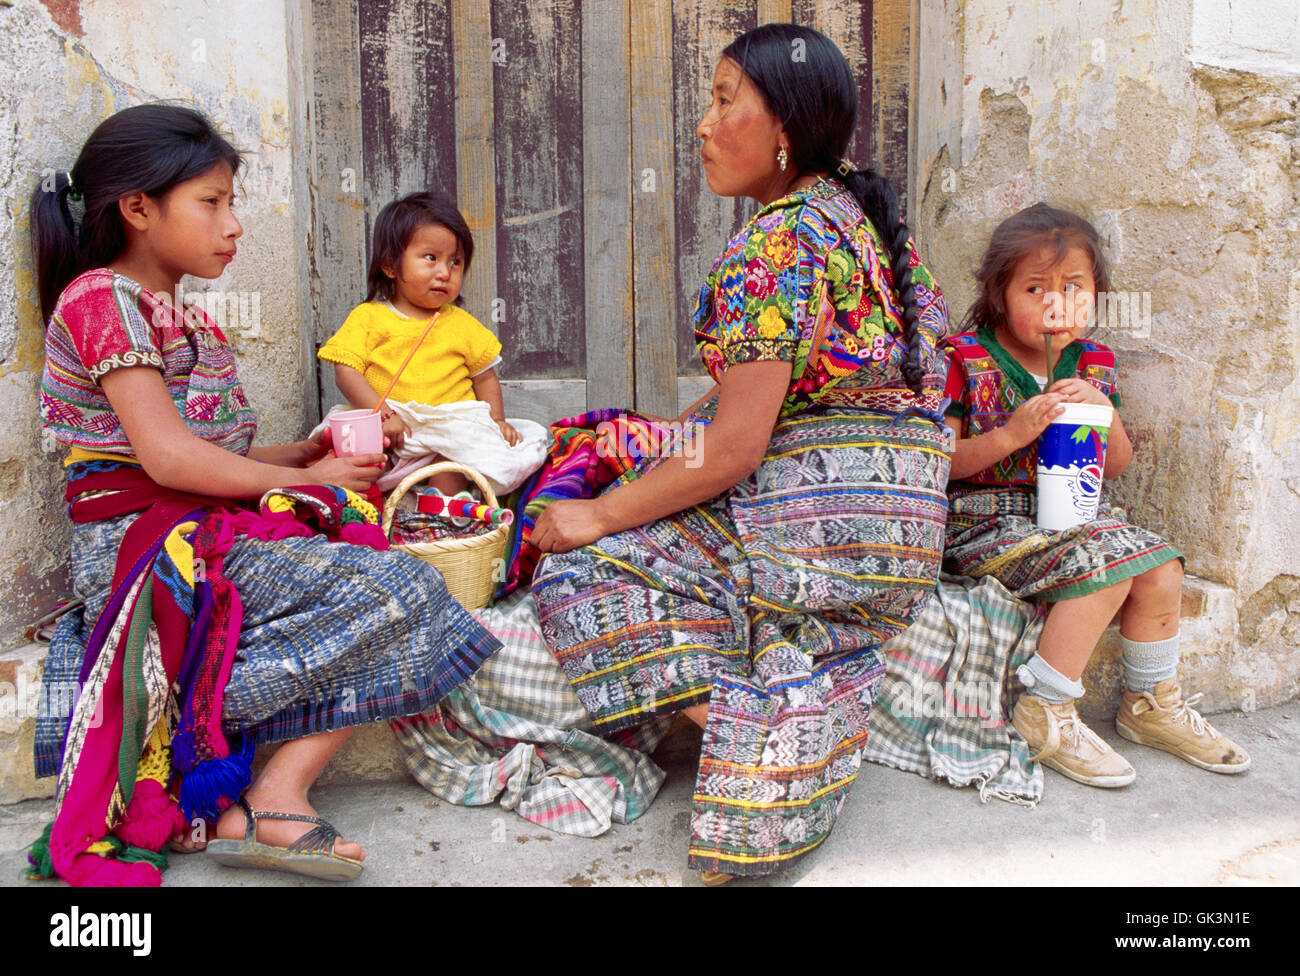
(1119, 559, 1182, 641)
(429, 470, 469, 496)
(1036, 578, 1134, 681)
(215, 727, 364, 861)
(683, 703, 708, 729)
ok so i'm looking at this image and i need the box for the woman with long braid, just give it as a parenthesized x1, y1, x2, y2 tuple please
(530, 24, 951, 882)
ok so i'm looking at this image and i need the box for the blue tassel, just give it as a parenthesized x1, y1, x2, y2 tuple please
(177, 737, 255, 822)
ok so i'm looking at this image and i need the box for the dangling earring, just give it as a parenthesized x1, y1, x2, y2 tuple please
(777, 147, 788, 172)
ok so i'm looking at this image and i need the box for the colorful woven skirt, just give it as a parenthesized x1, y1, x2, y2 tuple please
(944, 487, 1182, 602)
(534, 407, 950, 876)
(36, 513, 500, 780)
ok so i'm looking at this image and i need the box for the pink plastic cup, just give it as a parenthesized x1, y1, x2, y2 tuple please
(327, 408, 384, 458)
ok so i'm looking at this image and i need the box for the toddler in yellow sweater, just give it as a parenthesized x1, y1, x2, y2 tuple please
(319, 192, 525, 496)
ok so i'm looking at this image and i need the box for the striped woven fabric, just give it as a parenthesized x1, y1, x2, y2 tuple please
(866, 573, 1046, 804)
(945, 490, 1181, 602)
(535, 407, 950, 876)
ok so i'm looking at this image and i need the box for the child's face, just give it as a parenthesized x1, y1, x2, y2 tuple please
(144, 161, 242, 282)
(385, 222, 464, 316)
(997, 241, 1097, 365)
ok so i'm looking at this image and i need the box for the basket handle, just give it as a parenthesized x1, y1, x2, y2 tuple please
(382, 461, 502, 538)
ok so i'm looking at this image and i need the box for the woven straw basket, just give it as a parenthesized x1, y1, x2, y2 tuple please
(382, 461, 509, 611)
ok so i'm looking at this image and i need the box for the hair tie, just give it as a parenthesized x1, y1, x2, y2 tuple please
(836, 159, 856, 178)
(64, 172, 83, 202)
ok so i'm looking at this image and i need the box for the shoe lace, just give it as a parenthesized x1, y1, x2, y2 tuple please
(1027, 702, 1102, 762)
(1134, 690, 1217, 739)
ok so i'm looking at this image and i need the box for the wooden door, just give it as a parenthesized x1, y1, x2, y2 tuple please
(306, 0, 914, 425)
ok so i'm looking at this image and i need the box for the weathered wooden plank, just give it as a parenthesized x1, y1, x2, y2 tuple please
(671, 0, 757, 375)
(871, 0, 912, 216)
(450, 0, 497, 333)
(501, 379, 588, 428)
(491, 0, 585, 381)
(582, 0, 634, 411)
(756, 0, 792, 25)
(630, 0, 678, 419)
(359, 0, 458, 211)
(308, 0, 366, 416)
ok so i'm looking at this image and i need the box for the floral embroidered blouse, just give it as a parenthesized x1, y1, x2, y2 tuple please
(693, 178, 950, 417)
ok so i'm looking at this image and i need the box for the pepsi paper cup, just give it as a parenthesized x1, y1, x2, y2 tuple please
(1036, 402, 1112, 531)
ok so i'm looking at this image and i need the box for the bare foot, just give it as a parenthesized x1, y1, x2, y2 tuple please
(216, 788, 366, 862)
(169, 823, 209, 852)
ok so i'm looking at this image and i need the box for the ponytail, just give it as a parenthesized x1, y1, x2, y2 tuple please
(838, 166, 926, 398)
(30, 103, 243, 323)
(30, 172, 82, 322)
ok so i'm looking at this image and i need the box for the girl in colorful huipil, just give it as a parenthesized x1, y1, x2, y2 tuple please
(30, 104, 498, 886)
(942, 203, 1248, 787)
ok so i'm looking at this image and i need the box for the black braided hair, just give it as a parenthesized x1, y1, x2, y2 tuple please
(722, 24, 927, 398)
(31, 103, 243, 323)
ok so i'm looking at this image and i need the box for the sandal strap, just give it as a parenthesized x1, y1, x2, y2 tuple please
(235, 796, 339, 853)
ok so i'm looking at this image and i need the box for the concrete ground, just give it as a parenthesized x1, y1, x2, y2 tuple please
(3, 704, 1297, 887)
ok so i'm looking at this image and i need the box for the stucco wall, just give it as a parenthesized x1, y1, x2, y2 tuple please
(916, 0, 1300, 705)
(0, 0, 316, 641)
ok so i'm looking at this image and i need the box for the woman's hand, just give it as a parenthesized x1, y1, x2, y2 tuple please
(532, 498, 610, 554)
(1002, 392, 1066, 450)
(1046, 377, 1111, 407)
(496, 419, 522, 447)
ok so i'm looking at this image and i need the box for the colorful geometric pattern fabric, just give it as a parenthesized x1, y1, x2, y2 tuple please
(392, 590, 672, 837)
(866, 573, 1046, 804)
(40, 270, 256, 457)
(533, 407, 950, 876)
(941, 325, 1121, 489)
(494, 408, 679, 600)
(694, 177, 950, 417)
(944, 493, 1182, 603)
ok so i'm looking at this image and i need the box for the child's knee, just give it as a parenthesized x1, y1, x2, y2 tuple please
(1140, 559, 1183, 598)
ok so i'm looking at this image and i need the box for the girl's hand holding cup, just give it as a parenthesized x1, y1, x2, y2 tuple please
(1004, 393, 1066, 450)
(1046, 377, 1111, 407)
(306, 452, 386, 492)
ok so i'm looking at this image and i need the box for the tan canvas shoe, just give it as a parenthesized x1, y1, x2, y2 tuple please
(1116, 679, 1251, 774)
(1013, 694, 1136, 788)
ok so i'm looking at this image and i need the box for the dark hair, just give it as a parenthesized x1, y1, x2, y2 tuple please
(722, 24, 927, 397)
(365, 192, 474, 303)
(30, 103, 243, 322)
(963, 203, 1113, 333)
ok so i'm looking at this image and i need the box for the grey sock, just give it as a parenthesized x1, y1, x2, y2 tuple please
(1121, 632, 1180, 693)
(1016, 653, 1085, 704)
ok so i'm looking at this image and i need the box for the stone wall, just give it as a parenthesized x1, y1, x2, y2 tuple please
(0, 0, 316, 641)
(915, 0, 1300, 707)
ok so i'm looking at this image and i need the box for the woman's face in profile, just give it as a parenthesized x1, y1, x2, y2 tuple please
(697, 57, 786, 203)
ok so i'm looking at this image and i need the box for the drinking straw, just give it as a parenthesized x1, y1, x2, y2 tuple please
(370, 309, 442, 413)
(1044, 333, 1055, 390)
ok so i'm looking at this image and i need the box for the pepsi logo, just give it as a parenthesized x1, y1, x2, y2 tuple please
(1076, 464, 1103, 497)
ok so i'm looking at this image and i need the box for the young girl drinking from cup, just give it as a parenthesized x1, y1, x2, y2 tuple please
(31, 104, 498, 885)
(318, 191, 525, 498)
(941, 203, 1248, 787)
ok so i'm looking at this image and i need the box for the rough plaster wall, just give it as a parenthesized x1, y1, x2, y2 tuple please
(0, 0, 314, 641)
(916, 0, 1299, 703)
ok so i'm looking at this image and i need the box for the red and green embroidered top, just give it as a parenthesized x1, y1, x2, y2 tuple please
(941, 324, 1121, 492)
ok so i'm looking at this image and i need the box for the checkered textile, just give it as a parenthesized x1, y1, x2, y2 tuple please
(865, 574, 1045, 804)
(392, 591, 671, 837)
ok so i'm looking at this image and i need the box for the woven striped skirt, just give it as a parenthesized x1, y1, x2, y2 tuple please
(534, 407, 950, 876)
(35, 513, 500, 780)
(944, 487, 1181, 602)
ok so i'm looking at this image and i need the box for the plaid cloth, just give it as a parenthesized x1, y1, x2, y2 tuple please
(392, 590, 672, 837)
(865, 573, 1045, 804)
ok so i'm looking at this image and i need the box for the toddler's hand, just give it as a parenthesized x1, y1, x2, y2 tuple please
(496, 419, 522, 446)
(1046, 378, 1111, 407)
(1004, 393, 1066, 449)
(381, 413, 410, 453)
